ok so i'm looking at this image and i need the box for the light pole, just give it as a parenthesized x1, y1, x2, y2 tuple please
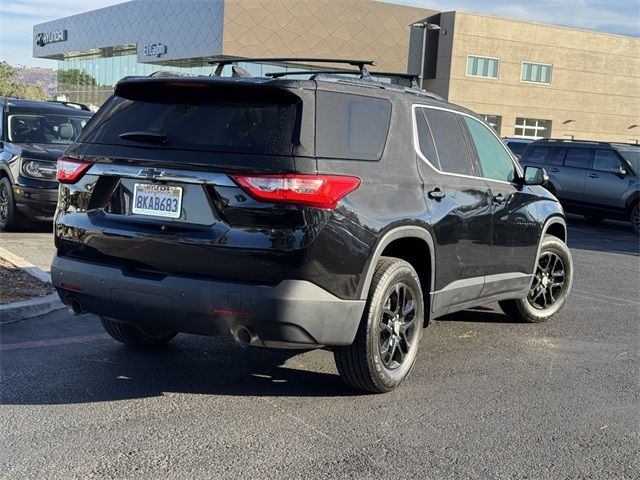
(409, 21, 441, 88)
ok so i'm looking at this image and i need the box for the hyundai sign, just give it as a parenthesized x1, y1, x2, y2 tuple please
(35, 30, 67, 47)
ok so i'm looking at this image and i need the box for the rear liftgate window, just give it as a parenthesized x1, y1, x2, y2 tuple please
(315, 91, 391, 160)
(80, 83, 298, 156)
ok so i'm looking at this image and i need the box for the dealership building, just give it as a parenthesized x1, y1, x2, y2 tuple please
(33, 0, 639, 143)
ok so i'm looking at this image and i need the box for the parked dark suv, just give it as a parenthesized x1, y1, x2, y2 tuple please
(0, 98, 92, 230)
(52, 59, 572, 392)
(519, 139, 640, 234)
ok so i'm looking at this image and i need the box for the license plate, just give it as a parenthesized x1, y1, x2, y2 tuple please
(132, 183, 183, 219)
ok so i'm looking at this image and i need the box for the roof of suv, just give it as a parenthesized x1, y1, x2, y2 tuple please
(2, 97, 92, 115)
(528, 138, 639, 149)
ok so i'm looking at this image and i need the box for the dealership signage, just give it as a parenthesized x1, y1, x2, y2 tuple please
(35, 30, 67, 47)
(143, 43, 168, 58)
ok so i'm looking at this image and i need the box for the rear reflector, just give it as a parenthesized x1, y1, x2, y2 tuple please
(229, 174, 360, 210)
(57, 157, 92, 184)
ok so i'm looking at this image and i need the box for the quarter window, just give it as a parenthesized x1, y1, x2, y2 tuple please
(414, 108, 439, 167)
(514, 117, 552, 139)
(527, 147, 551, 164)
(564, 148, 594, 169)
(466, 56, 500, 79)
(422, 109, 475, 176)
(521, 62, 552, 84)
(463, 116, 515, 182)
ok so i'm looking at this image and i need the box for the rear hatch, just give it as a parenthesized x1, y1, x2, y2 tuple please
(55, 77, 321, 284)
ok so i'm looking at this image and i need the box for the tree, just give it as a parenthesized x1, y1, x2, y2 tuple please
(0, 60, 48, 100)
(58, 68, 96, 87)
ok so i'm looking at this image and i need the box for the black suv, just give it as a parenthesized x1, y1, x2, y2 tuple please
(519, 139, 640, 234)
(52, 60, 572, 392)
(0, 98, 92, 230)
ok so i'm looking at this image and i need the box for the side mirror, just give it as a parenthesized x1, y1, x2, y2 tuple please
(618, 165, 628, 178)
(522, 166, 548, 186)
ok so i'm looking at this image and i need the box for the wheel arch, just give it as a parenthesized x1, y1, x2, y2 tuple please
(530, 216, 567, 274)
(357, 226, 435, 302)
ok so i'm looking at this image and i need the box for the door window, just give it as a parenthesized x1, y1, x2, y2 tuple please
(527, 147, 550, 163)
(463, 116, 515, 182)
(593, 150, 622, 173)
(564, 148, 594, 169)
(422, 109, 474, 176)
(414, 108, 439, 168)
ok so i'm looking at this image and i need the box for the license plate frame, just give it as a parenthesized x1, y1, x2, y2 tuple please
(132, 183, 183, 219)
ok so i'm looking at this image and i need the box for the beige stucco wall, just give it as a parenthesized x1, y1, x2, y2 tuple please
(437, 11, 640, 143)
(222, 0, 437, 73)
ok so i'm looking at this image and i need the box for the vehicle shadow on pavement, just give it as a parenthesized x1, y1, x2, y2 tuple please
(0, 336, 360, 405)
(438, 306, 521, 324)
(566, 217, 639, 256)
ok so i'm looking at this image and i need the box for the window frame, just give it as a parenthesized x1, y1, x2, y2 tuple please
(513, 117, 552, 140)
(411, 104, 521, 185)
(465, 55, 501, 80)
(520, 61, 553, 85)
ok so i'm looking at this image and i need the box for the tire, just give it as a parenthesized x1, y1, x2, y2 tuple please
(631, 203, 639, 235)
(100, 316, 178, 347)
(334, 257, 424, 393)
(499, 235, 573, 323)
(0, 177, 21, 232)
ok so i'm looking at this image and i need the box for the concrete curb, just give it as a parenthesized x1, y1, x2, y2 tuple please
(0, 246, 64, 324)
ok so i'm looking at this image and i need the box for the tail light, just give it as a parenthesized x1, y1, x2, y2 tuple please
(57, 157, 92, 184)
(229, 174, 361, 210)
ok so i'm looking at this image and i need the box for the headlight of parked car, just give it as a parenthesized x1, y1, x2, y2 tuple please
(21, 159, 57, 180)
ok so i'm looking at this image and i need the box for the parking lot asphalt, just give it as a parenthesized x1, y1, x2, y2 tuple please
(0, 217, 639, 480)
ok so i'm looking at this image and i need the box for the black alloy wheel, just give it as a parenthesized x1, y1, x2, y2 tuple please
(379, 283, 419, 370)
(631, 203, 640, 235)
(0, 177, 19, 231)
(527, 251, 566, 310)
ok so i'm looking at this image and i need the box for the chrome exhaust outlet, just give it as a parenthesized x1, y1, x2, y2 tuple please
(232, 325, 257, 346)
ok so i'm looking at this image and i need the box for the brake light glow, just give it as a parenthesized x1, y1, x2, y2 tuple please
(57, 157, 92, 184)
(229, 174, 361, 209)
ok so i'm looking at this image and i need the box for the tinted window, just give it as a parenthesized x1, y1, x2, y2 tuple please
(423, 109, 474, 176)
(507, 142, 527, 156)
(8, 111, 89, 145)
(564, 148, 594, 169)
(415, 108, 439, 168)
(593, 150, 621, 173)
(316, 92, 391, 160)
(527, 147, 550, 163)
(464, 117, 515, 182)
(548, 147, 567, 165)
(82, 96, 296, 155)
(617, 147, 640, 174)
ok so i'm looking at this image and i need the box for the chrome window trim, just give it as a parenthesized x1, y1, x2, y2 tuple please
(411, 104, 522, 185)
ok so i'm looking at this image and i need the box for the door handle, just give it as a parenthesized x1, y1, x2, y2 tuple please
(428, 188, 445, 199)
(548, 168, 559, 173)
(493, 194, 506, 204)
(587, 173, 599, 178)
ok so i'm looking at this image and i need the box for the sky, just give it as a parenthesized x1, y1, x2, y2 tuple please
(0, 0, 638, 68)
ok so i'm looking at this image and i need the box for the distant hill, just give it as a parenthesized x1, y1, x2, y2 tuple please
(13, 65, 57, 96)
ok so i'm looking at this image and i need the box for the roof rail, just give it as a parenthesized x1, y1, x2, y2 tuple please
(47, 100, 91, 111)
(209, 56, 375, 78)
(265, 68, 421, 88)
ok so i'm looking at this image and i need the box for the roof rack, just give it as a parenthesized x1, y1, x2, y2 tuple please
(265, 69, 420, 87)
(209, 56, 375, 78)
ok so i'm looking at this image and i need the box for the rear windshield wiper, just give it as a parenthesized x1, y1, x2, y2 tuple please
(119, 131, 170, 144)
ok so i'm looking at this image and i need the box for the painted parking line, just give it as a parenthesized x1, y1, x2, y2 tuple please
(0, 333, 110, 351)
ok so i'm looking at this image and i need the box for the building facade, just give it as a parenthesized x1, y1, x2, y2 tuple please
(33, 0, 639, 143)
(420, 11, 640, 144)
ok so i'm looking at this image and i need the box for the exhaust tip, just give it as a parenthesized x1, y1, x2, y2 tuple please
(67, 296, 84, 315)
(233, 325, 255, 346)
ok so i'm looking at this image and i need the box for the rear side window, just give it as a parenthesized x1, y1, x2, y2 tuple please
(564, 148, 594, 168)
(526, 146, 550, 163)
(463, 116, 515, 182)
(316, 92, 391, 160)
(81, 90, 297, 155)
(548, 147, 567, 165)
(423, 108, 474, 176)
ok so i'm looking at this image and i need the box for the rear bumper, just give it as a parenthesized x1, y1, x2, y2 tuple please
(15, 185, 57, 221)
(51, 255, 365, 348)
